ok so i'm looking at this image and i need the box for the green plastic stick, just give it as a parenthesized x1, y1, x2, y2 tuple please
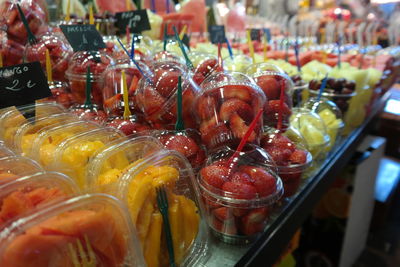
(173, 26, 194, 70)
(163, 24, 168, 51)
(84, 66, 93, 110)
(16, 4, 37, 45)
(175, 76, 184, 131)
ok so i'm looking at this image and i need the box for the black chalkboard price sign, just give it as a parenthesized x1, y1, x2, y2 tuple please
(208, 25, 226, 44)
(60, 25, 106, 52)
(0, 62, 51, 109)
(115, 9, 151, 33)
(250, 29, 261, 41)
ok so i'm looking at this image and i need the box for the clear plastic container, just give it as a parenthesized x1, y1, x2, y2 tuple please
(0, 171, 79, 228)
(302, 97, 344, 151)
(292, 82, 309, 107)
(0, 31, 24, 66)
(112, 149, 209, 267)
(245, 63, 294, 131)
(69, 104, 108, 125)
(0, 0, 47, 44)
(0, 144, 14, 159)
(38, 81, 74, 108)
(189, 51, 218, 84)
(289, 108, 331, 161)
(135, 61, 200, 129)
(260, 127, 312, 197)
(103, 59, 151, 117)
(145, 129, 207, 171)
(224, 55, 253, 73)
(0, 103, 66, 144)
(13, 112, 80, 155)
(194, 72, 266, 151)
(0, 193, 145, 267)
(29, 120, 100, 166)
(66, 51, 114, 106)
(24, 32, 73, 82)
(87, 136, 164, 189)
(197, 144, 283, 244)
(49, 127, 125, 189)
(106, 115, 151, 136)
(0, 156, 42, 186)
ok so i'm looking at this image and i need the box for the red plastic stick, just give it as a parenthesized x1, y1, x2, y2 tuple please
(216, 42, 223, 72)
(228, 108, 264, 167)
(277, 79, 286, 131)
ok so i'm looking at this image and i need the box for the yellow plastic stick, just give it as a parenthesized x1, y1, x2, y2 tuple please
(122, 70, 131, 120)
(89, 4, 94, 25)
(179, 25, 187, 40)
(65, 0, 71, 22)
(126, 0, 131, 10)
(246, 29, 255, 62)
(320, 28, 326, 44)
(96, 22, 100, 31)
(45, 49, 53, 82)
(0, 53, 3, 68)
(322, 51, 327, 64)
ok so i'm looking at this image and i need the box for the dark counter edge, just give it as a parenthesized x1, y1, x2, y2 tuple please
(235, 91, 392, 267)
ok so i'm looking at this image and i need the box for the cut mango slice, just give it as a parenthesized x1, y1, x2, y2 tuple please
(144, 212, 163, 267)
(136, 195, 155, 245)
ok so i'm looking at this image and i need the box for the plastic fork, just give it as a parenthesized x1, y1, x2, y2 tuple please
(156, 186, 177, 267)
(68, 235, 97, 267)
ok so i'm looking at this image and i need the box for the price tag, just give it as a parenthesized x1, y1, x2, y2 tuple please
(0, 62, 51, 109)
(208, 25, 226, 44)
(250, 29, 261, 41)
(60, 24, 106, 52)
(115, 9, 151, 33)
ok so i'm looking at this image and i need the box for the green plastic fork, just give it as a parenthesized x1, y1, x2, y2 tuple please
(68, 235, 97, 267)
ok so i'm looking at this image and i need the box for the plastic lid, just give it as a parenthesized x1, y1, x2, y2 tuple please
(0, 103, 66, 144)
(66, 51, 114, 81)
(0, 156, 42, 186)
(49, 127, 125, 188)
(0, 193, 145, 267)
(302, 97, 344, 130)
(13, 113, 79, 155)
(87, 136, 164, 188)
(29, 120, 100, 166)
(115, 149, 209, 267)
(0, 171, 79, 228)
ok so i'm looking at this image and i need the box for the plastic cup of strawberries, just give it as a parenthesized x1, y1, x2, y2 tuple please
(194, 71, 266, 151)
(189, 52, 218, 85)
(24, 32, 73, 82)
(197, 144, 283, 243)
(246, 63, 294, 131)
(135, 61, 200, 129)
(0, 0, 47, 44)
(260, 126, 312, 197)
(146, 128, 206, 171)
(106, 114, 150, 136)
(70, 104, 108, 125)
(103, 59, 151, 117)
(0, 31, 24, 66)
(65, 51, 114, 106)
(40, 81, 74, 108)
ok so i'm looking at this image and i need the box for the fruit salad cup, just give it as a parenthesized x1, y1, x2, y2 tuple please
(24, 32, 73, 81)
(87, 136, 164, 189)
(39, 81, 74, 108)
(246, 63, 294, 131)
(261, 127, 312, 197)
(302, 97, 344, 151)
(135, 61, 200, 129)
(0, 194, 145, 267)
(146, 129, 207, 171)
(103, 59, 151, 117)
(0, 31, 24, 66)
(0, 0, 47, 44)
(12, 112, 80, 155)
(111, 149, 209, 267)
(198, 144, 283, 243)
(289, 108, 330, 162)
(194, 72, 266, 151)
(0, 103, 66, 147)
(0, 171, 79, 228)
(0, 156, 42, 186)
(66, 51, 114, 106)
(49, 127, 125, 189)
(28, 120, 100, 166)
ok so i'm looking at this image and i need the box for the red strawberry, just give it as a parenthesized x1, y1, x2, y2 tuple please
(160, 135, 199, 158)
(201, 122, 231, 149)
(221, 85, 252, 102)
(212, 217, 237, 235)
(255, 76, 280, 100)
(213, 207, 233, 221)
(262, 133, 296, 152)
(229, 113, 256, 142)
(140, 88, 166, 115)
(196, 58, 217, 77)
(107, 119, 150, 136)
(232, 208, 249, 217)
(219, 98, 253, 123)
(202, 196, 222, 209)
(154, 69, 180, 98)
(230, 172, 254, 186)
(289, 149, 308, 164)
(200, 165, 230, 189)
(197, 96, 217, 120)
(239, 208, 269, 236)
(188, 148, 206, 169)
(265, 147, 292, 166)
(222, 181, 257, 199)
(239, 166, 277, 197)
